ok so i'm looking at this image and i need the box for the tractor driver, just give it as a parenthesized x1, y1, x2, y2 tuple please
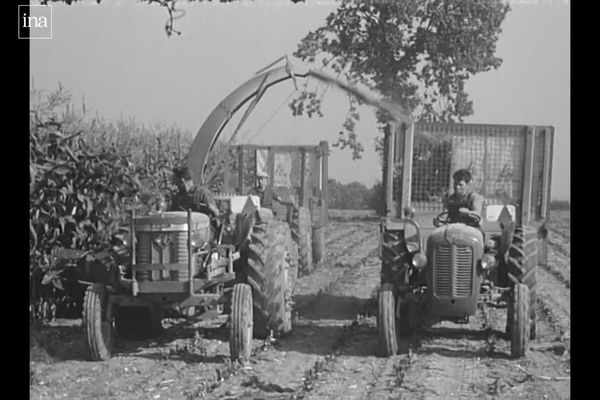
(436, 168, 484, 228)
(170, 166, 220, 218)
(248, 170, 297, 215)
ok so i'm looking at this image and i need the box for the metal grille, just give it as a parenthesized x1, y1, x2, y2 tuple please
(411, 123, 527, 214)
(454, 246, 473, 297)
(433, 244, 473, 298)
(433, 245, 452, 297)
(135, 231, 188, 282)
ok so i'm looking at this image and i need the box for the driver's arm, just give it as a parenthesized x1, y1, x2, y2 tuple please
(273, 193, 297, 209)
(459, 193, 483, 220)
(194, 186, 220, 217)
(470, 193, 484, 218)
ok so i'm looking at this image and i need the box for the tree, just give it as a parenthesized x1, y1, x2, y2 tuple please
(41, 0, 306, 35)
(327, 179, 371, 209)
(293, 0, 510, 158)
(44, 0, 510, 159)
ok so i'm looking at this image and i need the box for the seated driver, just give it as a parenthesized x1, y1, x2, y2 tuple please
(170, 166, 220, 218)
(247, 170, 297, 216)
(436, 168, 484, 228)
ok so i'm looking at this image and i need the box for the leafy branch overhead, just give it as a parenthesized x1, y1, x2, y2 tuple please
(43, 0, 509, 160)
(292, 0, 509, 158)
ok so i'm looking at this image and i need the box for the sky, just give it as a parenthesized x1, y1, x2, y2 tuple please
(30, 0, 570, 200)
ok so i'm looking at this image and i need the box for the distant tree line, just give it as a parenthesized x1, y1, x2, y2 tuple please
(329, 178, 570, 214)
(549, 200, 570, 210)
(327, 178, 383, 212)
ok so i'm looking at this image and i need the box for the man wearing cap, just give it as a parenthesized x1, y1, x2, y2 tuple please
(248, 171, 297, 213)
(170, 166, 220, 218)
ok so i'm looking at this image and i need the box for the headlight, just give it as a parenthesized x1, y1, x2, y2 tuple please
(403, 206, 416, 218)
(411, 252, 427, 269)
(485, 239, 497, 249)
(481, 254, 496, 270)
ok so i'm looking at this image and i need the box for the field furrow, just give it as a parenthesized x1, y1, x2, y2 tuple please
(30, 211, 570, 400)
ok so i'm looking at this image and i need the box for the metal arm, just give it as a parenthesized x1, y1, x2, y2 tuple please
(186, 61, 413, 186)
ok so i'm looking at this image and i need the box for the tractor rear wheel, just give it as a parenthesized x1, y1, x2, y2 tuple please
(230, 283, 253, 363)
(83, 284, 114, 361)
(378, 283, 398, 356)
(503, 226, 538, 340)
(239, 218, 293, 339)
(286, 235, 299, 293)
(509, 283, 530, 358)
(289, 207, 313, 275)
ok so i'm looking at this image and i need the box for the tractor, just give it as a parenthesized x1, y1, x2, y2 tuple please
(377, 120, 553, 358)
(211, 142, 330, 277)
(50, 194, 295, 362)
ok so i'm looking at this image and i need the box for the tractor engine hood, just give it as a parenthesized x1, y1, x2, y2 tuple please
(429, 223, 484, 248)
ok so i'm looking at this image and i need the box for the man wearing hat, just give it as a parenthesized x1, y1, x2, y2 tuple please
(170, 166, 220, 218)
(248, 170, 297, 214)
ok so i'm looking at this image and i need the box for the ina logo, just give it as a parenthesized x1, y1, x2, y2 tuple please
(18, 5, 52, 39)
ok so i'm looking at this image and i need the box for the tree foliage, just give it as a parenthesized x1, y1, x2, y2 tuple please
(40, 0, 306, 35)
(38, 0, 509, 160)
(293, 0, 510, 158)
(327, 179, 370, 209)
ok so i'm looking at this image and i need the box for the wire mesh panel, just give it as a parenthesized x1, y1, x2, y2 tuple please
(411, 123, 528, 215)
(410, 124, 454, 213)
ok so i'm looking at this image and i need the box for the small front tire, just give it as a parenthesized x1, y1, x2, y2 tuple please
(230, 283, 253, 363)
(378, 283, 398, 356)
(83, 284, 114, 361)
(509, 283, 530, 358)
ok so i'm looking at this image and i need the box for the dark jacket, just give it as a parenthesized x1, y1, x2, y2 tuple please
(170, 184, 216, 215)
(247, 186, 277, 210)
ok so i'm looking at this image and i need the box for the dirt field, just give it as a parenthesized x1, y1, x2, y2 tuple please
(30, 211, 571, 400)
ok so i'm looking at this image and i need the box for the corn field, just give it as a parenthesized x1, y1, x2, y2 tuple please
(29, 86, 193, 321)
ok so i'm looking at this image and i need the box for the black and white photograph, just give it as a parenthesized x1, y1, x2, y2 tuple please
(29, 1, 570, 399)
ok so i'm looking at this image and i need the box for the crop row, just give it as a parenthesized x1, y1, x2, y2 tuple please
(29, 87, 194, 320)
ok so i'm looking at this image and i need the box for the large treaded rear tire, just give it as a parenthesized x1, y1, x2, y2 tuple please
(239, 217, 293, 339)
(83, 284, 114, 361)
(504, 226, 538, 340)
(285, 233, 299, 293)
(378, 283, 398, 356)
(289, 207, 313, 275)
(230, 283, 253, 363)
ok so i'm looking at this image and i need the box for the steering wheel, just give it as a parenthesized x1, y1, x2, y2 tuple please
(433, 211, 450, 227)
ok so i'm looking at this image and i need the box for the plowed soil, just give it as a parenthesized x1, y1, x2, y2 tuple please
(30, 211, 570, 400)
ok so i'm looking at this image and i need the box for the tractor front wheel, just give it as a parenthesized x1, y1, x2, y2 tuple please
(230, 283, 253, 363)
(378, 283, 398, 356)
(509, 283, 530, 358)
(83, 284, 114, 361)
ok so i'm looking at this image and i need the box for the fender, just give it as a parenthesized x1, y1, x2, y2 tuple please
(186, 62, 413, 185)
